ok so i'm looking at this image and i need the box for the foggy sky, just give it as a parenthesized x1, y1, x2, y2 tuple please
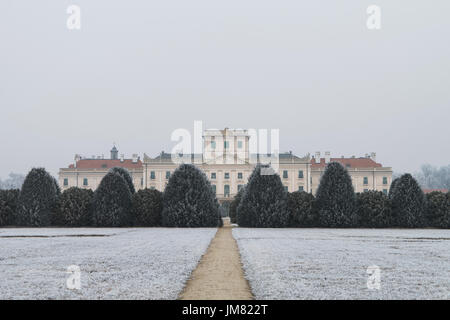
(1, 0, 449, 178)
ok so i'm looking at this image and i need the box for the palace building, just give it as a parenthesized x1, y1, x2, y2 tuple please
(59, 128, 393, 201)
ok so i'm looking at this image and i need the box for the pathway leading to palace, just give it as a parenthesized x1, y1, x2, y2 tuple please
(179, 219, 253, 300)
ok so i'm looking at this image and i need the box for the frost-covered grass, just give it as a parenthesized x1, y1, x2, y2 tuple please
(233, 228, 450, 300)
(0, 228, 217, 299)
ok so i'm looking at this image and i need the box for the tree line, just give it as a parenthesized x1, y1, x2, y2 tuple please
(229, 162, 450, 228)
(1, 162, 449, 228)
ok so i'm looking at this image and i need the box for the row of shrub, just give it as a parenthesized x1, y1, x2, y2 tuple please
(229, 163, 449, 228)
(1, 162, 449, 228)
(0, 164, 222, 227)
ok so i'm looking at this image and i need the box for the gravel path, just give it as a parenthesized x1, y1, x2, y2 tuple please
(179, 219, 253, 300)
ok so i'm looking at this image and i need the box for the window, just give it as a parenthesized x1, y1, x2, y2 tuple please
(166, 171, 171, 179)
(224, 141, 229, 149)
(211, 141, 216, 149)
(150, 171, 155, 180)
(364, 189, 369, 192)
(238, 184, 244, 191)
(298, 170, 304, 179)
(212, 185, 216, 194)
(238, 141, 243, 149)
(383, 177, 388, 185)
(383, 189, 388, 195)
(211, 172, 216, 179)
(284, 186, 289, 192)
(150, 186, 155, 190)
(237, 172, 243, 179)
(63, 178, 68, 186)
(83, 178, 88, 186)
(298, 186, 304, 192)
(346, 164, 351, 168)
(141, 178, 143, 186)
(224, 185, 230, 196)
(283, 170, 288, 179)
(363, 177, 369, 185)
(101, 164, 107, 168)
(224, 172, 230, 179)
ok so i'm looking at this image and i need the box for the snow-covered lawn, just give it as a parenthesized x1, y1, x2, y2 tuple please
(233, 228, 450, 299)
(0, 228, 217, 299)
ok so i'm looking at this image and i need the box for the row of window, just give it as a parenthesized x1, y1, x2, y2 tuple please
(210, 140, 244, 150)
(148, 171, 245, 181)
(282, 170, 304, 179)
(64, 175, 389, 189)
(363, 177, 389, 185)
(210, 184, 245, 196)
(63, 178, 89, 186)
(149, 171, 171, 180)
(364, 188, 389, 195)
(282, 186, 305, 192)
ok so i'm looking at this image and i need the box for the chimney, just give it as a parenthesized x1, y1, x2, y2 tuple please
(120, 154, 124, 162)
(315, 151, 321, 164)
(370, 152, 376, 162)
(74, 154, 81, 168)
(132, 154, 138, 163)
(325, 151, 331, 163)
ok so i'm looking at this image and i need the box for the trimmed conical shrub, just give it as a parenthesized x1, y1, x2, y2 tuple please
(131, 188, 163, 226)
(0, 189, 20, 226)
(93, 171, 132, 227)
(390, 173, 426, 228)
(17, 168, 60, 226)
(110, 167, 135, 194)
(315, 162, 356, 227)
(388, 177, 400, 199)
(162, 164, 220, 227)
(425, 191, 449, 228)
(59, 187, 94, 226)
(356, 191, 392, 228)
(288, 191, 315, 227)
(237, 165, 289, 227)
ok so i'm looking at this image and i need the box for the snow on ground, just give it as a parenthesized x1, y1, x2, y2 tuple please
(0, 228, 217, 299)
(233, 228, 450, 299)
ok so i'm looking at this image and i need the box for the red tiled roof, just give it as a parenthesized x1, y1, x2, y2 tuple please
(423, 189, 449, 194)
(68, 159, 142, 169)
(311, 158, 382, 169)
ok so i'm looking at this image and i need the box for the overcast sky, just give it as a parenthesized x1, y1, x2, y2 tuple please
(0, 0, 449, 178)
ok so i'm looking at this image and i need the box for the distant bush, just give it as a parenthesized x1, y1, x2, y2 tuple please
(390, 174, 426, 228)
(110, 167, 135, 194)
(288, 191, 315, 227)
(162, 164, 220, 227)
(425, 191, 450, 228)
(315, 162, 356, 228)
(93, 171, 132, 227)
(17, 168, 59, 226)
(0, 189, 20, 226)
(237, 165, 289, 228)
(131, 188, 163, 226)
(59, 187, 94, 227)
(229, 188, 244, 224)
(356, 191, 392, 228)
